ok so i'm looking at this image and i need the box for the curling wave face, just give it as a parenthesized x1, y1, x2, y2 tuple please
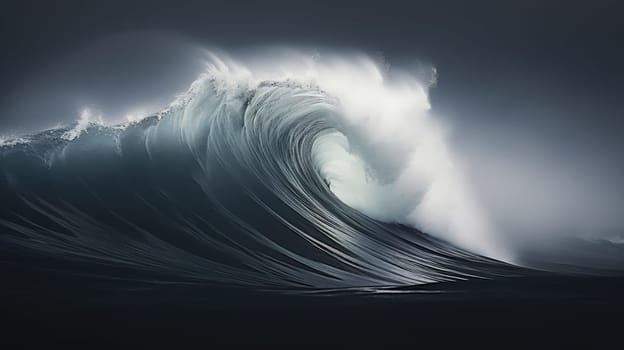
(0, 53, 519, 290)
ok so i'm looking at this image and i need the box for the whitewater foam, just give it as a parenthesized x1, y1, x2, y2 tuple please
(61, 108, 105, 141)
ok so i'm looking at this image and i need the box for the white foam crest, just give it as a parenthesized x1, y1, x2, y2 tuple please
(62, 108, 105, 140)
(0, 136, 30, 147)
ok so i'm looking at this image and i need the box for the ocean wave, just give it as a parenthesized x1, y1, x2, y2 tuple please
(0, 53, 520, 290)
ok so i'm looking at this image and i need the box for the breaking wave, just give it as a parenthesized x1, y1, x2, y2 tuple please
(0, 52, 521, 290)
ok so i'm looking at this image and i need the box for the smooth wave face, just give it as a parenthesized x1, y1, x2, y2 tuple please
(0, 53, 520, 291)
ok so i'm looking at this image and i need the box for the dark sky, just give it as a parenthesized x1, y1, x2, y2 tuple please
(2, 1, 622, 92)
(1, 0, 623, 240)
(1, 0, 622, 130)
